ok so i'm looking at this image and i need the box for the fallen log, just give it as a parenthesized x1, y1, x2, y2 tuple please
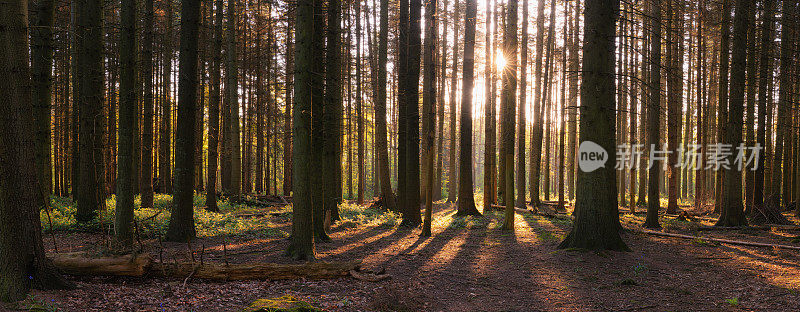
(150, 261, 360, 281)
(51, 252, 153, 277)
(49, 253, 362, 281)
(630, 228, 800, 251)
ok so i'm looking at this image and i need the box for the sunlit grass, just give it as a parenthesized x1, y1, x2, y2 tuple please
(42, 194, 288, 239)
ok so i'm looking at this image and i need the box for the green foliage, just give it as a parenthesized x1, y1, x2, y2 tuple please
(15, 295, 58, 312)
(243, 295, 322, 312)
(337, 202, 399, 227)
(725, 297, 739, 306)
(42, 195, 288, 239)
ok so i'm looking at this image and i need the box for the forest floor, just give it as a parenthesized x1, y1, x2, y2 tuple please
(15, 196, 800, 311)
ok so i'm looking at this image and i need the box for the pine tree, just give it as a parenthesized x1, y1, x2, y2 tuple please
(165, 0, 203, 242)
(456, 0, 481, 216)
(500, 0, 518, 231)
(559, 0, 627, 251)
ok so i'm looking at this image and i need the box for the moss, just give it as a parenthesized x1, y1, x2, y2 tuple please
(243, 295, 322, 312)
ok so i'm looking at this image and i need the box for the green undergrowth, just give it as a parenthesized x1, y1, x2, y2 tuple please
(42, 194, 288, 239)
(42, 194, 404, 239)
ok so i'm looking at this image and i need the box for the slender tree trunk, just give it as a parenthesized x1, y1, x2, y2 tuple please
(165, 0, 202, 242)
(283, 6, 294, 196)
(225, 0, 241, 199)
(160, 0, 173, 194)
(772, 0, 793, 204)
(559, 0, 627, 251)
(31, 0, 56, 203)
(140, 0, 155, 208)
(483, 0, 496, 210)
(643, 0, 662, 229)
(501, 0, 519, 232)
(446, 0, 460, 204)
(421, 0, 438, 237)
(714, 0, 732, 213)
(206, 0, 223, 212)
(376, 0, 395, 210)
(529, 0, 547, 209)
(515, 0, 528, 208)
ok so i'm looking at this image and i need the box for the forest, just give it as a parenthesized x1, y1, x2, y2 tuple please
(1, 0, 800, 310)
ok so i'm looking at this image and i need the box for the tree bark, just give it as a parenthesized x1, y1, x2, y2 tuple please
(500, 0, 518, 232)
(165, 0, 202, 242)
(558, 0, 628, 251)
(1, 0, 73, 301)
(456, 0, 481, 216)
(31, 0, 56, 203)
(421, 0, 438, 236)
(644, 0, 662, 229)
(715, 0, 754, 227)
(376, 0, 396, 210)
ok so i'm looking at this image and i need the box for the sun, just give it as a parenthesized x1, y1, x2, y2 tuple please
(495, 52, 507, 69)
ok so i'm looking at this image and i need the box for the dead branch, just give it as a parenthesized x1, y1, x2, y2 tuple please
(630, 228, 800, 251)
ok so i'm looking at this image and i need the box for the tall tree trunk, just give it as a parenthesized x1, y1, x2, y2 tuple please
(286, 0, 322, 261)
(771, 0, 793, 204)
(356, 1, 365, 205)
(160, 0, 173, 194)
(643, 0, 662, 229)
(446, 0, 460, 204)
(456, 0, 480, 216)
(1, 0, 72, 299)
(529, 0, 547, 209)
(319, 0, 342, 241)
(114, 0, 137, 248)
(31, 0, 56, 203)
(75, 0, 105, 223)
(568, 0, 580, 201)
(376, 0, 395, 210)
(754, 0, 777, 209)
(716, 0, 754, 227)
(501, 0, 518, 231)
(422, 0, 438, 236)
(515, 0, 528, 208)
(141, 0, 155, 208)
(714, 0, 732, 213)
(743, 18, 757, 214)
(206, 0, 223, 212)
(558, 0, 627, 251)
(398, 0, 423, 226)
(483, 0, 496, 210)
(283, 6, 294, 196)
(224, 0, 241, 199)
(665, 0, 684, 215)
(165, 0, 202, 242)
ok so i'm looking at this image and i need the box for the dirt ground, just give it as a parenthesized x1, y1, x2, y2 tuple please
(18, 202, 800, 311)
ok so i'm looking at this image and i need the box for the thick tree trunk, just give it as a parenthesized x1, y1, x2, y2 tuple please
(1, 0, 73, 300)
(714, 0, 732, 213)
(75, 0, 105, 223)
(456, 0, 481, 216)
(166, 0, 202, 242)
(286, 0, 321, 261)
(558, 0, 627, 251)
(114, 0, 137, 248)
(319, 0, 342, 242)
(715, 0, 754, 227)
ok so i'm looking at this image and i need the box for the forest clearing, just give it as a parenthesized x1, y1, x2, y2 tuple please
(2, 0, 800, 310)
